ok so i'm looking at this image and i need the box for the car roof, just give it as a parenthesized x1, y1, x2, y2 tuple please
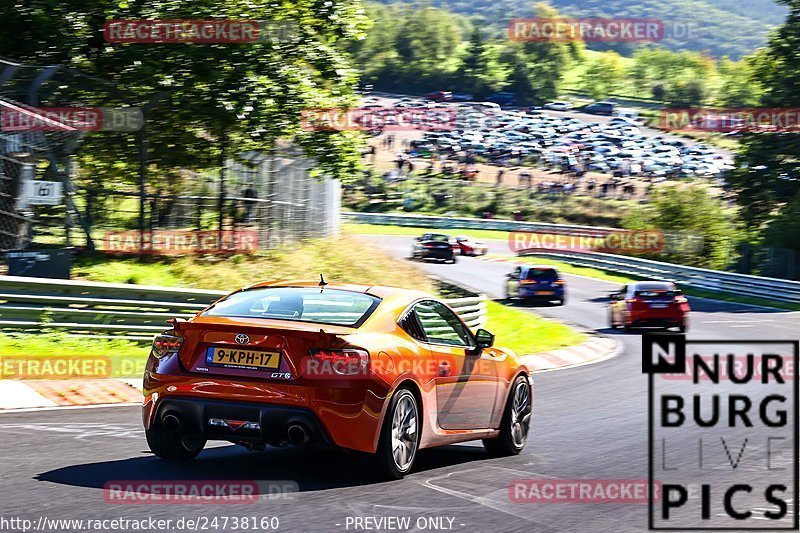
(521, 265, 557, 271)
(242, 279, 433, 301)
(633, 281, 675, 290)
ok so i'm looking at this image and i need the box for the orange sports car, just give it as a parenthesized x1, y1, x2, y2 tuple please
(142, 280, 533, 478)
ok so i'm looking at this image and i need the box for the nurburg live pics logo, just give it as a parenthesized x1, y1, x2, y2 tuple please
(643, 334, 799, 530)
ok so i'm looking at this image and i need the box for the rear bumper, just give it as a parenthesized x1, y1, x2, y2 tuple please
(151, 397, 334, 447)
(520, 286, 564, 299)
(142, 355, 390, 453)
(419, 249, 454, 260)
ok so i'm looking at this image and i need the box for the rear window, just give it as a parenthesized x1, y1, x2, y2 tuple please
(635, 285, 677, 298)
(424, 234, 450, 242)
(526, 268, 558, 281)
(204, 287, 381, 327)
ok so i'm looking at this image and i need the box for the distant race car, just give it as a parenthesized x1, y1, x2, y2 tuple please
(608, 281, 690, 332)
(143, 281, 533, 478)
(505, 265, 566, 305)
(454, 235, 488, 256)
(411, 233, 457, 263)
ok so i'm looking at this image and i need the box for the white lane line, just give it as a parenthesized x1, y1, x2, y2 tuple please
(0, 402, 139, 414)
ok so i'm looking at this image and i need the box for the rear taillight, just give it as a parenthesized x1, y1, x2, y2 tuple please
(554, 279, 566, 285)
(675, 296, 688, 304)
(152, 333, 184, 359)
(423, 243, 436, 248)
(626, 298, 641, 304)
(520, 279, 537, 285)
(309, 348, 369, 375)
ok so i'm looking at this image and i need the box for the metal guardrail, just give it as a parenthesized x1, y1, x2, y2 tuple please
(526, 251, 800, 305)
(345, 211, 800, 304)
(0, 275, 487, 340)
(343, 212, 618, 237)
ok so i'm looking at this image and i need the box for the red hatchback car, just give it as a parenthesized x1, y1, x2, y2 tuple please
(608, 281, 690, 332)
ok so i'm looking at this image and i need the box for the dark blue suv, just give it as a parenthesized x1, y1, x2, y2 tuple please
(505, 265, 566, 305)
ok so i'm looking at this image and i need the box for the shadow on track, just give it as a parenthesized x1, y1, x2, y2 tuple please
(35, 443, 493, 492)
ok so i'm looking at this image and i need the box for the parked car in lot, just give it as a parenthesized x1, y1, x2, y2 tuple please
(423, 90, 453, 101)
(608, 281, 690, 332)
(454, 235, 488, 256)
(505, 265, 566, 305)
(451, 92, 474, 101)
(411, 233, 457, 263)
(583, 101, 616, 115)
(143, 282, 533, 478)
(543, 101, 573, 111)
(487, 92, 516, 106)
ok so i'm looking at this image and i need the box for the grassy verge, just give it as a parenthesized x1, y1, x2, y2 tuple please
(506, 254, 800, 311)
(73, 235, 436, 293)
(0, 236, 588, 378)
(343, 222, 511, 241)
(484, 301, 587, 355)
(0, 333, 149, 379)
(0, 301, 588, 377)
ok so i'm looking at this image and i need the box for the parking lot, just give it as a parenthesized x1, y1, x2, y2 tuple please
(363, 94, 734, 198)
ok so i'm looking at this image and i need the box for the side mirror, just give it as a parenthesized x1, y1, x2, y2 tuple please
(474, 328, 495, 349)
(415, 236, 422, 241)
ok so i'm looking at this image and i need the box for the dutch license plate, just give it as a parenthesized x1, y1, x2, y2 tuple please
(536, 291, 555, 296)
(206, 347, 281, 370)
(650, 303, 668, 308)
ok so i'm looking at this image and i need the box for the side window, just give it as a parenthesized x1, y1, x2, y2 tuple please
(512, 266, 522, 280)
(414, 300, 472, 347)
(399, 310, 426, 342)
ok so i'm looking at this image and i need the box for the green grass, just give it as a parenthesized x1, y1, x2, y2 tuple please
(73, 235, 437, 294)
(1, 236, 588, 378)
(0, 302, 587, 379)
(0, 333, 150, 379)
(343, 222, 511, 241)
(507, 254, 800, 311)
(485, 300, 586, 355)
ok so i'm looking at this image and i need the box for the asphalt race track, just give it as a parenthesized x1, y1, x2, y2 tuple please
(0, 236, 797, 532)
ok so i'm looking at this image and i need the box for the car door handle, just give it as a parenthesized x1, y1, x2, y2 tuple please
(438, 361, 451, 377)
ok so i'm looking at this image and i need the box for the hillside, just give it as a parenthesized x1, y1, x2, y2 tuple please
(376, 0, 787, 58)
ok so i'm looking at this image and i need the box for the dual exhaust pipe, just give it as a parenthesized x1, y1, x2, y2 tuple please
(160, 412, 310, 445)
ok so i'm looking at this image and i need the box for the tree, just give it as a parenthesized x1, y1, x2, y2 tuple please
(459, 28, 509, 96)
(622, 184, 741, 269)
(581, 51, 626, 100)
(728, 0, 800, 275)
(0, 0, 370, 184)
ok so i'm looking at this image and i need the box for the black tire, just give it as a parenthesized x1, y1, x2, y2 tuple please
(376, 388, 420, 479)
(554, 298, 565, 306)
(483, 375, 531, 456)
(146, 427, 206, 461)
(448, 255, 457, 264)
